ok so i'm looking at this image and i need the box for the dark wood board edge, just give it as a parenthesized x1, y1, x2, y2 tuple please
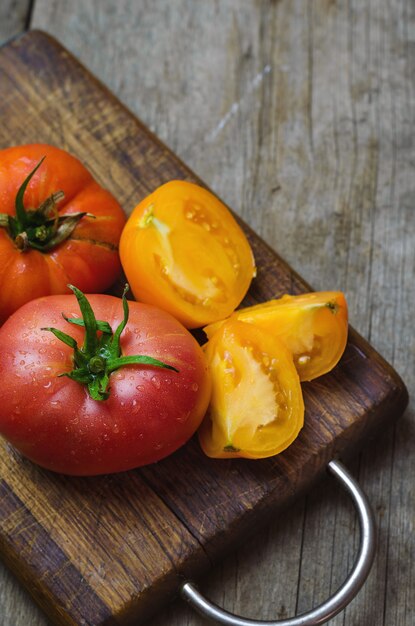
(0, 467, 214, 626)
(0, 480, 111, 626)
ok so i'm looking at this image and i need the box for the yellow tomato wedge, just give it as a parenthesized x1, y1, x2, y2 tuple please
(204, 291, 348, 381)
(198, 320, 304, 459)
(119, 180, 256, 328)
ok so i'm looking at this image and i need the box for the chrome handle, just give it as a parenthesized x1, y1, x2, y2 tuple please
(181, 460, 376, 625)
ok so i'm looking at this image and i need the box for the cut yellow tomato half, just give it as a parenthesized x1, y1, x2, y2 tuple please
(198, 320, 304, 459)
(119, 180, 256, 328)
(204, 291, 348, 382)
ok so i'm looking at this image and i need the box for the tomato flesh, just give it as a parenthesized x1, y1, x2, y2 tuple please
(0, 294, 211, 475)
(204, 291, 348, 381)
(198, 320, 304, 459)
(120, 180, 256, 328)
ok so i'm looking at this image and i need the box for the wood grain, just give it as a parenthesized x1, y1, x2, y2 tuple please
(0, 1, 413, 625)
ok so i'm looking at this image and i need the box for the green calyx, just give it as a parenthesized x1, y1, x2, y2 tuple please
(42, 285, 179, 401)
(0, 157, 92, 252)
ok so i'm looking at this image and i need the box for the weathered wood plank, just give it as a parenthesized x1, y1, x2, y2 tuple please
(0, 0, 31, 42)
(0, 0, 412, 625)
(0, 28, 406, 625)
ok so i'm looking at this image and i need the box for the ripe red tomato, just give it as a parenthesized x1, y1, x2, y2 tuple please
(0, 144, 126, 324)
(0, 291, 211, 475)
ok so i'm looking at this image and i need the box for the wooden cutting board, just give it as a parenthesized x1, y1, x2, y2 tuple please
(0, 30, 408, 626)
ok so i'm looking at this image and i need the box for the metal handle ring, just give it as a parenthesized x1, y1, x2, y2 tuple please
(180, 459, 376, 625)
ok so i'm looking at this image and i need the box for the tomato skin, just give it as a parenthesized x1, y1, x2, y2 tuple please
(119, 180, 256, 329)
(198, 320, 304, 459)
(204, 292, 348, 381)
(0, 294, 211, 475)
(0, 144, 126, 324)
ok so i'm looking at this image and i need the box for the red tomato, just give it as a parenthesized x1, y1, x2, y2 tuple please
(0, 292, 211, 475)
(0, 144, 126, 323)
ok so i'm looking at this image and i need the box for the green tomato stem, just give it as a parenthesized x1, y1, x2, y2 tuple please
(43, 285, 178, 401)
(0, 158, 91, 253)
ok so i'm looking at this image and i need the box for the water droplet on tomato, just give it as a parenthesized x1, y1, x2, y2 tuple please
(136, 384, 145, 392)
(43, 381, 52, 390)
(191, 382, 199, 392)
(112, 424, 120, 433)
(151, 376, 161, 389)
(176, 411, 190, 423)
(19, 360, 25, 366)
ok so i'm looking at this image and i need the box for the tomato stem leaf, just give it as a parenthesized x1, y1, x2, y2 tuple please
(68, 284, 98, 355)
(42, 326, 78, 349)
(14, 157, 46, 229)
(109, 283, 129, 359)
(42, 285, 179, 401)
(107, 355, 179, 373)
(0, 157, 92, 253)
(62, 314, 113, 335)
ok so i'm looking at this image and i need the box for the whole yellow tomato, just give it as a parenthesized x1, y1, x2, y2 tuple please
(120, 180, 256, 328)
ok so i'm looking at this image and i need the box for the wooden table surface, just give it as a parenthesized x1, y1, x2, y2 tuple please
(0, 2, 413, 626)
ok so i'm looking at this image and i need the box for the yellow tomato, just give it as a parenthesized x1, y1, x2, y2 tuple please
(204, 291, 348, 381)
(198, 320, 304, 459)
(119, 180, 256, 328)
